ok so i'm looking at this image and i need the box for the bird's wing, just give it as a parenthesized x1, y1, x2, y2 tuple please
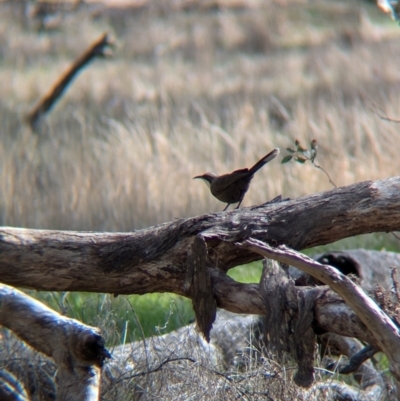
(212, 168, 250, 192)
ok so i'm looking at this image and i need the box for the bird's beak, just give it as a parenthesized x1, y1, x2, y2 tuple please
(193, 175, 212, 188)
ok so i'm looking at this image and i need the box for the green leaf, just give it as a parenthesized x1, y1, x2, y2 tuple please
(281, 155, 293, 164)
(286, 147, 296, 153)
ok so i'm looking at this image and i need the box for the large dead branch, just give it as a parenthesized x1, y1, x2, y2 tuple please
(0, 284, 110, 401)
(1, 177, 400, 296)
(0, 177, 400, 347)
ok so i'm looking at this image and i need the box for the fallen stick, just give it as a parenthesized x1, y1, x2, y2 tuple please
(26, 32, 113, 130)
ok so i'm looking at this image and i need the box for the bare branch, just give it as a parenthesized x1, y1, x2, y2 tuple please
(26, 32, 114, 130)
(237, 240, 400, 380)
(364, 96, 400, 123)
(311, 161, 337, 188)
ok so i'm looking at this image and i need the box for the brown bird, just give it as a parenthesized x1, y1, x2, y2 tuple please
(194, 148, 280, 211)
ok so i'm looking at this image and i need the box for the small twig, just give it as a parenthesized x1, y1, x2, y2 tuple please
(392, 232, 400, 241)
(364, 96, 400, 124)
(282, 139, 337, 188)
(113, 357, 197, 382)
(312, 161, 337, 189)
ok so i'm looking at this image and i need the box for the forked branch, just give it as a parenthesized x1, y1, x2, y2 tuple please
(237, 239, 400, 381)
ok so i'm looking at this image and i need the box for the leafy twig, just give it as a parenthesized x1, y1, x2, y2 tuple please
(282, 139, 337, 188)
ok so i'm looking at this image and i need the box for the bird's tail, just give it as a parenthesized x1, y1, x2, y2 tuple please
(249, 148, 280, 174)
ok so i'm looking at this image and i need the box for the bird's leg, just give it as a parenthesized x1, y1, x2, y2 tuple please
(223, 204, 230, 211)
(235, 200, 243, 209)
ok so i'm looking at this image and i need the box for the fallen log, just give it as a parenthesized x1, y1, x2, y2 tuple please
(1, 176, 400, 384)
(0, 284, 110, 401)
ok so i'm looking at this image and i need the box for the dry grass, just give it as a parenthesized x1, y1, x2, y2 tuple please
(1, 0, 400, 231)
(0, 311, 347, 401)
(1, 3, 399, 399)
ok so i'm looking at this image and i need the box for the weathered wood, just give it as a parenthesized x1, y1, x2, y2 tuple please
(1, 177, 400, 357)
(261, 259, 294, 357)
(261, 258, 318, 388)
(0, 284, 110, 401)
(238, 240, 400, 381)
(186, 235, 216, 341)
(1, 177, 400, 298)
(312, 290, 378, 346)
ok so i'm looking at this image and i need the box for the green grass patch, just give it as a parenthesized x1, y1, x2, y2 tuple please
(228, 261, 264, 283)
(30, 290, 194, 346)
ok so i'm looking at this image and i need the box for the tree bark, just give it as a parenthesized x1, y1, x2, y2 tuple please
(0, 284, 110, 401)
(1, 177, 400, 298)
(1, 177, 400, 354)
(239, 239, 400, 383)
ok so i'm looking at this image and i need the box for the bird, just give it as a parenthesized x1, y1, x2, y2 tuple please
(193, 148, 280, 211)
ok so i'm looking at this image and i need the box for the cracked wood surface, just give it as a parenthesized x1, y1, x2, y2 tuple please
(1, 176, 400, 365)
(1, 177, 400, 299)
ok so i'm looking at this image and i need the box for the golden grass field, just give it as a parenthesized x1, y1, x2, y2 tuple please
(1, 0, 400, 234)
